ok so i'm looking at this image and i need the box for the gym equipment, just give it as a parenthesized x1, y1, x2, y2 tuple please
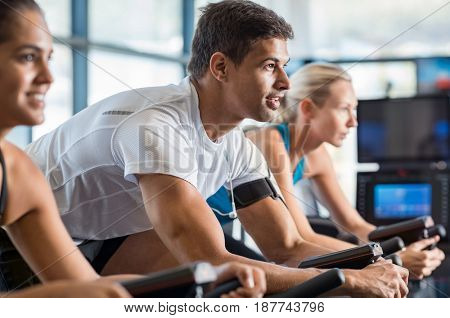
(369, 216, 446, 247)
(122, 262, 217, 298)
(266, 268, 345, 298)
(379, 236, 405, 256)
(122, 262, 346, 298)
(298, 243, 383, 269)
(384, 254, 403, 266)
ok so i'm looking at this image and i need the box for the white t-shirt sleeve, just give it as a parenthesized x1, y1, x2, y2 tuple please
(226, 129, 284, 201)
(111, 108, 198, 187)
(226, 129, 270, 187)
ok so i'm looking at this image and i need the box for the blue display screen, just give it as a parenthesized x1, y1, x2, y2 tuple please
(374, 184, 432, 219)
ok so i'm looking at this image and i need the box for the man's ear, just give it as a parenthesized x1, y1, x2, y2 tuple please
(299, 98, 316, 121)
(209, 52, 228, 82)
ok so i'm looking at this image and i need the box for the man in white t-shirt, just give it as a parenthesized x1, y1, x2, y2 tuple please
(26, 0, 408, 296)
(27, 77, 267, 242)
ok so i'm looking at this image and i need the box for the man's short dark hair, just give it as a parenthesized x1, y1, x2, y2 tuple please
(187, 0, 294, 80)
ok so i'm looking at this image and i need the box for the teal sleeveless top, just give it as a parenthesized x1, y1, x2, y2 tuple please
(207, 123, 305, 224)
(275, 123, 305, 184)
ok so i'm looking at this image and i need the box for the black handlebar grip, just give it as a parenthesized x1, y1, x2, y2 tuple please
(427, 225, 447, 238)
(380, 236, 405, 257)
(204, 279, 241, 298)
(266, 268, 345, 298)
(384, 254, 403, 266)
(426, 225, 447, 250)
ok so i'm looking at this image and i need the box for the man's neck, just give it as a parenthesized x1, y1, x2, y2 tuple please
(191, 77, 243, 141)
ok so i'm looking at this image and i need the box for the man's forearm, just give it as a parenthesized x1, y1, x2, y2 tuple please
(331, 215, 376, 242)
(308, 232, 356, 251)
(322, 269, 363, 297)
(195, 250, 327, 294)
(193, 250, 370, 297)
(265, 239, 335, 268)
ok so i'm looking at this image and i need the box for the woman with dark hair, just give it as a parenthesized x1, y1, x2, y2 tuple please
(0, 0, 265, 297)
(0, 0, 104, 292)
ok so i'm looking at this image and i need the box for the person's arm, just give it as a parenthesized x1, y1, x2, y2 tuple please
(4, 280, 131, 298)
(237, 196, 339, 266)
(139, 173, 323, 294)
(301, 146, 445, 278)
(1, 144, 99, 282)
(246, 129, 357, 253)
(306, 145, 375, 241)
(397, 236, 445, 279)
(138, 173, 409, 297)
(213, 262, 266, 298)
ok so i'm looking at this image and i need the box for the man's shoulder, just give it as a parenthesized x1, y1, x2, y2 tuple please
(113, 79, 197, 133)
(96, 79, 191, 111)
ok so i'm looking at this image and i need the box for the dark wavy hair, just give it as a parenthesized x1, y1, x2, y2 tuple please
(187, 0, 294, 80)
(0, 0, 43, 43)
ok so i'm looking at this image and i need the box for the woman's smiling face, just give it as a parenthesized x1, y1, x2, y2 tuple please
(0, 9, 53, 128)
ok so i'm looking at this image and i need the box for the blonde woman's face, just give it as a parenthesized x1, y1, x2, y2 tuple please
(311, 79, 358, 147)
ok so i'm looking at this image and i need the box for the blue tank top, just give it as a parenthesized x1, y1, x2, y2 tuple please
(275, 123, 305, 184)
(207, 123, 305, 224)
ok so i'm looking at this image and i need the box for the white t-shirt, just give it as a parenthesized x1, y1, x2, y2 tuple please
(26, 77, 270, 241)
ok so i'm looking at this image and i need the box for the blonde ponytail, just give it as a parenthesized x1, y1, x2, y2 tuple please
(276, 62, 352, 123)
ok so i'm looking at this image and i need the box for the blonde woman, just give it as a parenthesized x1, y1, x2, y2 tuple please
(209, 62, 445, 279)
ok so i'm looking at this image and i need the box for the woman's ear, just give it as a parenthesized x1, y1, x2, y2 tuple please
(209, 52, 228, 82)
(299, 98, 316, 122)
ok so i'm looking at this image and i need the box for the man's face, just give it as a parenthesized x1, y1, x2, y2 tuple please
(224, 38, 290, 122)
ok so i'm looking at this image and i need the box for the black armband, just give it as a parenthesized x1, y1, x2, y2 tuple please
(232, 177, 285, 209)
